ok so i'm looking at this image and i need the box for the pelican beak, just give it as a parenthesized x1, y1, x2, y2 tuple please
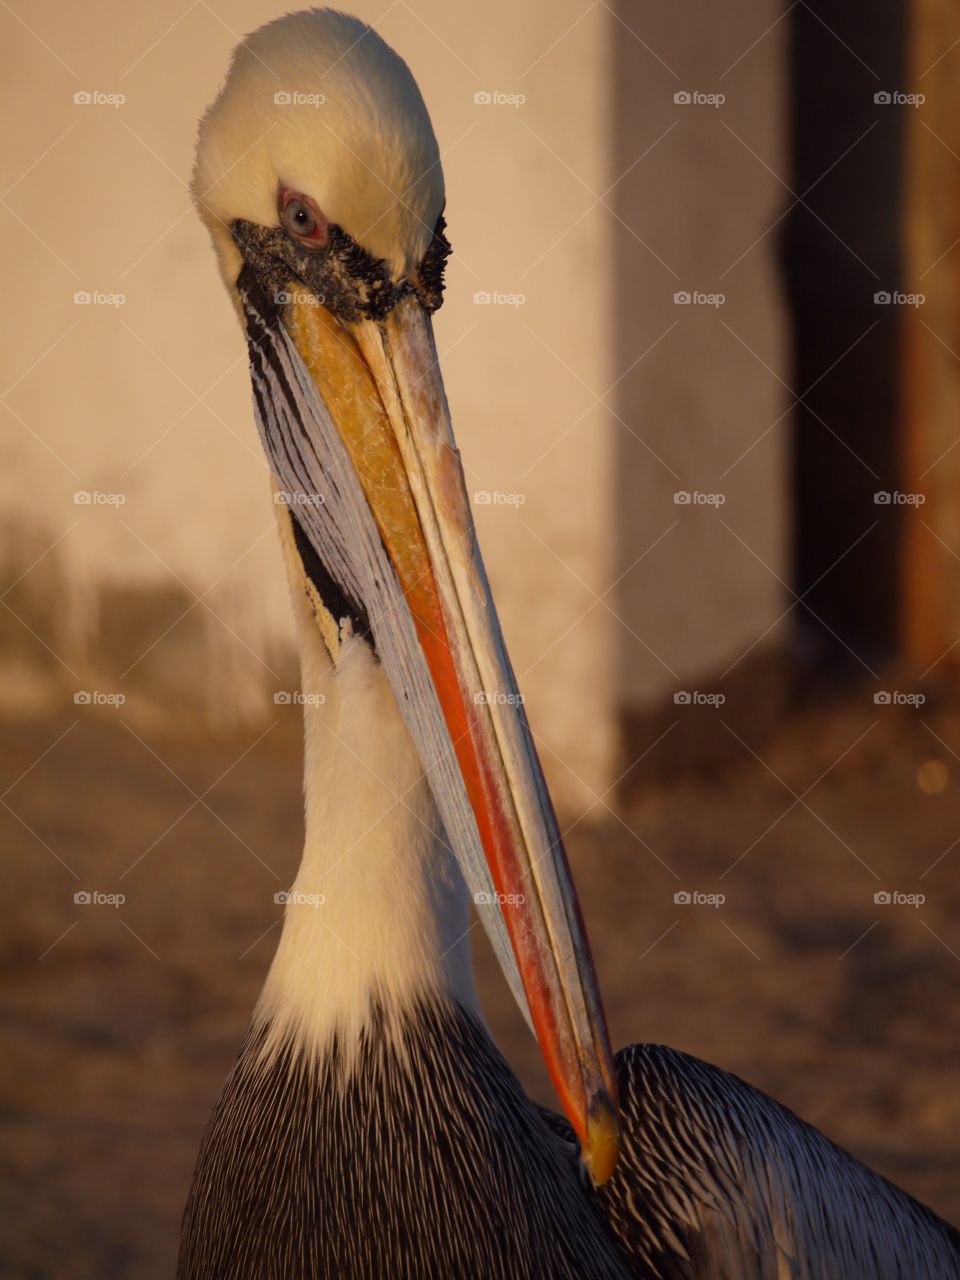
(238, 267, 619, 1184)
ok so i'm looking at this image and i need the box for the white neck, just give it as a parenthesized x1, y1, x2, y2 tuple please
(256, 591, 479, 1064)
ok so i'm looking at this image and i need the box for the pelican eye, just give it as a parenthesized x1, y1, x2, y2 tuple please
(278, 189, 327, 246)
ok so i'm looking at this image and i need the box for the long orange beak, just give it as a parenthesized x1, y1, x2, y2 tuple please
(244, 284, 619, 1183)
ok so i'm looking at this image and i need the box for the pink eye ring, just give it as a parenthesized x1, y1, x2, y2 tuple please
(278, 188, 327, 245)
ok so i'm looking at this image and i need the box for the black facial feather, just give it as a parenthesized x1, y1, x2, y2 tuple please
(231, 212, 450, 323)
(416, 212, 450, 311)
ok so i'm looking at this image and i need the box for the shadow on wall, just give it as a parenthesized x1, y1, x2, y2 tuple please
(610, 0, 907, 786)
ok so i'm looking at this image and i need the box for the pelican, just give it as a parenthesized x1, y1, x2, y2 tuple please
(179, 10, 960, 1277)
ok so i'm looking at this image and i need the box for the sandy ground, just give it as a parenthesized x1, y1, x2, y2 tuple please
(2, 682, 959, 1277)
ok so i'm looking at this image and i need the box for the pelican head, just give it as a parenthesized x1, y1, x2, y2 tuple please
(193, 7, 619, 1182)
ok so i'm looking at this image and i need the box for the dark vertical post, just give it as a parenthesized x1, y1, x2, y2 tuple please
(782, 1, 906, 677)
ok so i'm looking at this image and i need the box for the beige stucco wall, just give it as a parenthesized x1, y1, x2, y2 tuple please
(0, 0, 785, 807)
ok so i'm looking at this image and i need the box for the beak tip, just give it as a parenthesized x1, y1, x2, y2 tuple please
(583, 1087, 620, 1186)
